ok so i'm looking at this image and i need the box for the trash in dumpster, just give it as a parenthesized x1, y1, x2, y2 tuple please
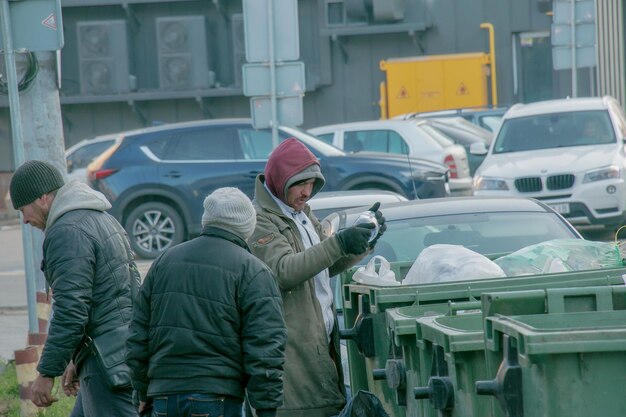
(403, 244, 506, 284)
(493, 239, 624, 276)
(352, 255, 399, 286)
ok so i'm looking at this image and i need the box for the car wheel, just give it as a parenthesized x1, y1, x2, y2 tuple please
(124, 202, 185, 259)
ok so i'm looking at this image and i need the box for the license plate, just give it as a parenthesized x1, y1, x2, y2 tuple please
(549, 203, 570, 215)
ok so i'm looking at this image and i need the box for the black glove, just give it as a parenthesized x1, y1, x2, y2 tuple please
(367, 202, 387, 248)
(336, 223, 375, 255)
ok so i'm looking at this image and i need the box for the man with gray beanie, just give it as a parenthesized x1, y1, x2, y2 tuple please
(127, 187, 287, 417)
(9, 160, 139, 416)
(250, 138, 386, 417)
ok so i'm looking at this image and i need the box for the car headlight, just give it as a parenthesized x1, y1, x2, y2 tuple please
(322, 216, 340, 237)
(582, 166, 621, 183)
(473, 176, 509, 190)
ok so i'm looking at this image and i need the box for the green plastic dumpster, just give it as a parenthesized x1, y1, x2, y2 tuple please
(476, 310, 626, 417)
(413, 313, 495, 417)
(340, 266, 626, 417)
(388, 286, 626, 417)
(481, 285, 626, 384)
(385, 305, 451, 417)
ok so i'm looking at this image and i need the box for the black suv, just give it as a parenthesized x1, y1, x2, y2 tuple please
(88, 119, 448, 259)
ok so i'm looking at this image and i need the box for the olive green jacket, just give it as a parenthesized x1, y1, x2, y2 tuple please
(250, 175, 360, 417)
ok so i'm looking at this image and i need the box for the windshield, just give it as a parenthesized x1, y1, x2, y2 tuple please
(359, 211, 577, 265)
(493, 110, 616, 154)
(415, 122, 455, 147)
(281, 126, 346, 156)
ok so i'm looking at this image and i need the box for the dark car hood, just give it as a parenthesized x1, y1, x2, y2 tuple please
(332, 151, 448, 174)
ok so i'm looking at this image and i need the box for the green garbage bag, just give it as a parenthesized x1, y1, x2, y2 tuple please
(493, 239, 624, 277)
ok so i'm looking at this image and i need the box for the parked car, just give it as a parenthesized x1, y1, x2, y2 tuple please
(309, 190, 408, 219)
(309, 119, 472, 195)
(472, 96, 626, 231)
(66, 133, 118, 183)
(87, 118, 448, 259)
(322, 196, 582, 266)
(415, 118, 492, 176)
(423, 116, 495, 145)
(395, 106, 508, 132)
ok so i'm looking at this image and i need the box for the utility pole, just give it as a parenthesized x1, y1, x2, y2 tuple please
(19, 51, 67, 319)
(0, 0, 64, 335)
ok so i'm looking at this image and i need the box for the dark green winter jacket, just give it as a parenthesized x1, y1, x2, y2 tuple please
(126, 227, 287, 415)
(37, 181, 138, 377)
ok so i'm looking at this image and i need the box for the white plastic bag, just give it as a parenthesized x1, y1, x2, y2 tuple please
(403, 244, 506, 285)
(352, 255, 399, 286)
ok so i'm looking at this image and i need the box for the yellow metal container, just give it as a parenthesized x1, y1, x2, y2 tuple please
(379, 52, 491, 119)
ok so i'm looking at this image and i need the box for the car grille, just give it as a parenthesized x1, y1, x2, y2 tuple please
(546, 174, 575, 190)
(514, 174, 575, 192)
(514, 177, 542, 192)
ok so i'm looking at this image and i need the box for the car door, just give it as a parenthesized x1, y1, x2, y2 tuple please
(342, 129, 409, 155)
(155, 124, 265, 229)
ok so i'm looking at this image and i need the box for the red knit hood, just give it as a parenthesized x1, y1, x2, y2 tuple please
(264, 138, 325, 202)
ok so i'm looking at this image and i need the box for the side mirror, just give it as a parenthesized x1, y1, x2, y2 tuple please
(470, 142, 488, 155)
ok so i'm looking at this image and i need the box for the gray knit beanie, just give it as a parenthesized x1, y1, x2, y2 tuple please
(201, 187, 257, 240)
(283, 163, 325, 200)
(10, 160, 65, 209)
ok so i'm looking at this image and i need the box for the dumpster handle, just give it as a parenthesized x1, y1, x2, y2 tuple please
(448, 300, 482, 315)
(413, 377, 455, 411)
(475, 335, 523, 417)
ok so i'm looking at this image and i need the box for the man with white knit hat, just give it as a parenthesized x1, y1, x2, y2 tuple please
(127, 187, 287, 417)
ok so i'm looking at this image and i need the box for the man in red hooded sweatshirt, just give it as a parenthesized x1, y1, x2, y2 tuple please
(250, 138, 385, 417)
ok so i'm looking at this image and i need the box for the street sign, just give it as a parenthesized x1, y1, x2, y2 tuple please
(250, 95, 303, 129)
(551, 0, 596, 70)
(242, 62, 305, 97)
(552, 0, 595, 24)
(552, 46, 596, 70)
(0, 0, 64, 52)
(551, 23, 595, 46)
(242, 0, 299, 63)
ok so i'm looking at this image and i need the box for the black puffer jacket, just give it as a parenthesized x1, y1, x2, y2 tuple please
(37, 181, 138, 377)
(126, 227, 286, 414)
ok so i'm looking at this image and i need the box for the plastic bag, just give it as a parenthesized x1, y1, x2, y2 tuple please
(335, 390, 390, 417)
(403, 244, 506, 285)
(352, 255, 399, 286)
(493, 238, 624, 277)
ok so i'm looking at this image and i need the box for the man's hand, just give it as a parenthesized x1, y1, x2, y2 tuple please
(139, 400, 153, 416)
(31, 374, 58, 407)
(62, 361, 80, 397)
(367, 202, 386, 248)
(336, 224, 375, 255)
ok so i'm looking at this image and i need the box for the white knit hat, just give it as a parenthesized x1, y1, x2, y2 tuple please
(201, 187, 257, 240)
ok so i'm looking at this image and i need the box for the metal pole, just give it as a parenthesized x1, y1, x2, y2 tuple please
(0, 0, 39, 334)
(268, 0, 279, 148)
(571, 0, 578, 97)
(480, 23, 498, 107)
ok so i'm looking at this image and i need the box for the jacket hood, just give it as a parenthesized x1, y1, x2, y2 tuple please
(264, 138, 325, 201)
(46, 180, 112, 228)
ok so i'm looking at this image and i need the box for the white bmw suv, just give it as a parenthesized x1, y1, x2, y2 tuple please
(472, 96, 626, 231)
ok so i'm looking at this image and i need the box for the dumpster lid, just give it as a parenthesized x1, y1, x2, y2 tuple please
(489, 310, 626, 358)
(417, 313, 485, 353)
